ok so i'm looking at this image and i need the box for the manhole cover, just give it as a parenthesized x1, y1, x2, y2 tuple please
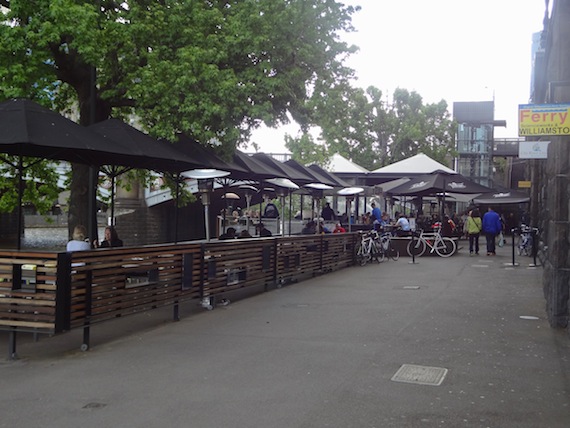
(520, 315, 540, 320)
(391, 364, 448, 386)
(402, 286, 420, 290)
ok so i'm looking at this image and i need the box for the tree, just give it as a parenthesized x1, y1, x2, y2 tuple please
(284, 132, 329, 167)
(0, 0, 359, 232)
(0, 157, 60, 215)
(286, 86, 456, 170)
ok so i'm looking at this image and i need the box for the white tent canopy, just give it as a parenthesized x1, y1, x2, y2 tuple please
(371, 153, 455, 175)
(328, 153, 369, 173)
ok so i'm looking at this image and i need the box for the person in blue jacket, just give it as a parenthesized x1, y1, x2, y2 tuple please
(482, 207, 503, 256)
(371, 202, 382, 230)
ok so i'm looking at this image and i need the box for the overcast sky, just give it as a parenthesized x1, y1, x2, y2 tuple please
(246, 0, 548, 154)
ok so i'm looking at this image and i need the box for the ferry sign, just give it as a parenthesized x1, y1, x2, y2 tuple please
(519, 104, 570, 136)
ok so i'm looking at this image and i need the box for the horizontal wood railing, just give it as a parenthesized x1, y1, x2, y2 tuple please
(1, 233, 358, 351)
(0, 251, 60, 333)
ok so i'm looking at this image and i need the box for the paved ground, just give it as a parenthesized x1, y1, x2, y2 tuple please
(1, 243, 569, 428)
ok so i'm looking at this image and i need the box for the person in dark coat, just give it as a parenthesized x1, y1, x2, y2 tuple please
(219, 227, 237, 240)
(321, 202, 335, 221)
(94, 226, 123, 248)
(482, 207, 502, 256)
(256, 223, 272, 237)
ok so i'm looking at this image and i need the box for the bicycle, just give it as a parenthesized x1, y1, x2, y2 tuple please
(355, 230, 384, 265)
(379, 231, 400, 261)
(406, 226, 456, 258)
(517, 224, 538, 256)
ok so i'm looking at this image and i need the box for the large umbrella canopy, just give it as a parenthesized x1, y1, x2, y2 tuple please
(232, 150, 283, 181)
(387, 172, 491, 197)
(472, 189, 530, 205)
(0, 99, 149, 249)
(0, 99, 135, 166)
(308, 164, 350, 188)
(172, 135, 247, 177)
(251, 153, 314, 185)
(284, 159, 336, 188)
(89, 119, 212, 172)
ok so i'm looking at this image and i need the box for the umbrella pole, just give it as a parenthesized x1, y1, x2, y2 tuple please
(16, 156, 23, 250)
(88, 166, 98, 247)
(110, 174, 115, 227)
(174, 174, 180, 243)
(441, 177, 446, 220)
(288, 191, 292, 236)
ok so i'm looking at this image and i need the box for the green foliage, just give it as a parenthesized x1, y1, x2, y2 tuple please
(0, 0, 359, 225)
(284, 132, 329, 167)
(0, 157, 60, 214)
(287, 85, 457, 171)
(0, 0, 359, 144)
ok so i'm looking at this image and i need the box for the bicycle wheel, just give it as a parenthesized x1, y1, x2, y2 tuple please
(407, 238, 426, 257)
(387, 242, 400, 260)
(435, 237, 456, 257)
(523, 239, 532, 256)
(372, 242, 385, 263)
(355, 242, 366, 265)
(516, 235, 525, 256)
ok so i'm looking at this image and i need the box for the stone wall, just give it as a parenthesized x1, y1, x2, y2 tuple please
(538, 0, 570, 329)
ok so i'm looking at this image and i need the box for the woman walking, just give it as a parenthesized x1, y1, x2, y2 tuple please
(466, 209, 482, 256)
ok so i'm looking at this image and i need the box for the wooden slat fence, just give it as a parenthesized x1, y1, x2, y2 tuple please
(0, 251, 59, 333)
(0, 233, 358, 354)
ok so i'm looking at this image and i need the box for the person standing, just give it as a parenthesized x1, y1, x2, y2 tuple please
(482, 207, 502, 256)
(321, 202, 335, 221)
(371, 202, 382, 230)
(262, 200, 279, 218)
(466, 209, 482, 256)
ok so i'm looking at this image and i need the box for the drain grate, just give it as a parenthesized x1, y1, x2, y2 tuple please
(391, 364, 448, 386)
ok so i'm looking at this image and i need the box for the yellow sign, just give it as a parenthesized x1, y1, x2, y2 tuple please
(518, 181, 531, 189)
(519, 104, 570, 136)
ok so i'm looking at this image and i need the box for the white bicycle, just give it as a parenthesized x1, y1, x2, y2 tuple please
(355, 230, 383, 265)
(406, 226, 456, 258)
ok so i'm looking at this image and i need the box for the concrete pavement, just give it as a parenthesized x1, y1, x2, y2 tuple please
(1, 243, 569, 428)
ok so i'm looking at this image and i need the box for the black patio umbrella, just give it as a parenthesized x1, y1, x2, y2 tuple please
(89, 119, 227, 228)
(232, 150, 283, 181)
(90, 119, 210, 172)
(284, 159, 337, 188)
(0, 99, 137, 165)
(387, 171, 491, 197)
(472, 189, 530, 205)
(251, 153, 314, 186)
(307, 164, 351, 188)
(0, 99, 141, 249)
(171, 134, 247, 177)
(387, 171, 491, 219)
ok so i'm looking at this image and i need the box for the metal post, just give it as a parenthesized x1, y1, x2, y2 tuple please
(512, 228, 516, 265)
(510, 228, 519, 267)
(82, 270, 93, 351)
(531, 228, 538, 267)
(173, 302, 180, 321)
(8, 328, 17, 360)
(409, 229, 418, 265)
(204, 204, 210, 241)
